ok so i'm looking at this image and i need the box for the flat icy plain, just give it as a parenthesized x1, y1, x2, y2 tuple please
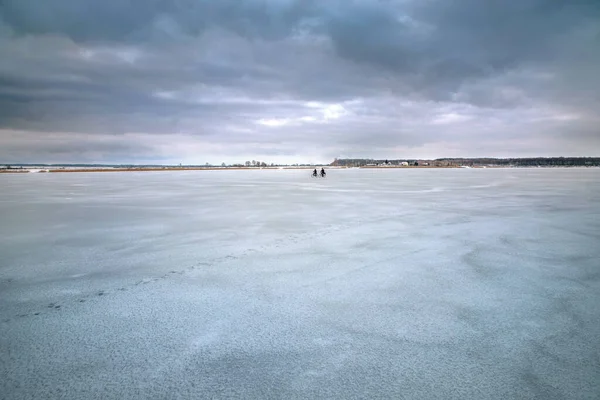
(1, 168, 599, 399)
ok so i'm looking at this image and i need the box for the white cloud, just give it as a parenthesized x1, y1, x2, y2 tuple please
(431, 113, 472, 125)
(256, 118, 289, 127)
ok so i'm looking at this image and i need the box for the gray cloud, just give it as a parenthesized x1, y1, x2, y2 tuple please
(0, 0, 318, 42)
(0, 0, 598, 163)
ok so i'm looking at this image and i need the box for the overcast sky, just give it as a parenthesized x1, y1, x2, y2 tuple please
(0, 0, 599, 164)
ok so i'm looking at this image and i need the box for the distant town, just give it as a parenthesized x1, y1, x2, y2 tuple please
(330, 157, 600, 168)
(1, 157, 600, 173)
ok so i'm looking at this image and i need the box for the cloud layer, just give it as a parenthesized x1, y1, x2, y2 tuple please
(1, 0, 599, 163)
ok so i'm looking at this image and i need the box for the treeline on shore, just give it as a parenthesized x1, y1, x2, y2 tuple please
(330, 157, 600, 167)
(2, 157, 599, 172)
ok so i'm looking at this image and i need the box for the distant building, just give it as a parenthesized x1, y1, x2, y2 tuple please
(401, 162, 409, 166)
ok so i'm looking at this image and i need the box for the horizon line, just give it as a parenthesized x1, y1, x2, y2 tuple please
(2, 156, 600, 167)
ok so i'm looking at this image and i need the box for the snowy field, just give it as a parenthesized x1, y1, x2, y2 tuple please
(1, 168, 599, 400)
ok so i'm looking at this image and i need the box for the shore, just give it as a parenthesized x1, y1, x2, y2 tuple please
(0, 165, 472, 174)
(5, 165, 594, 174)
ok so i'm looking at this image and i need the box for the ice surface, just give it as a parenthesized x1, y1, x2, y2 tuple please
(1, 168, 599, 399)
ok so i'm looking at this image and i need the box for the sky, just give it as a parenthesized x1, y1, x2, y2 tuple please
(0, 0, 599, 165)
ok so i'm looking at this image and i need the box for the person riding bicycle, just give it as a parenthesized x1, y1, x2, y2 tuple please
(312, 168, 318, 177)
(320, 168, 326, 177)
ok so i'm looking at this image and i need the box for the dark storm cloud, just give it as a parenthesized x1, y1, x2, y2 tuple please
(0, 0, 317, 42)
(321, 0, 600, 100)
(0, 0, 598, 163)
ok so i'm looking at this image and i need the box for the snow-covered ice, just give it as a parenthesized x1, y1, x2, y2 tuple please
(1, 168, 599, 399)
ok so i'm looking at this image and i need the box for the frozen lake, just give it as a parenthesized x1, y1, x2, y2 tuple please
(1, 168, 599, 399)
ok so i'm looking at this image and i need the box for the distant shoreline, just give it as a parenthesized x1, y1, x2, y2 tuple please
(0, 166, 458, 173)
(2, 165, 598, 174)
